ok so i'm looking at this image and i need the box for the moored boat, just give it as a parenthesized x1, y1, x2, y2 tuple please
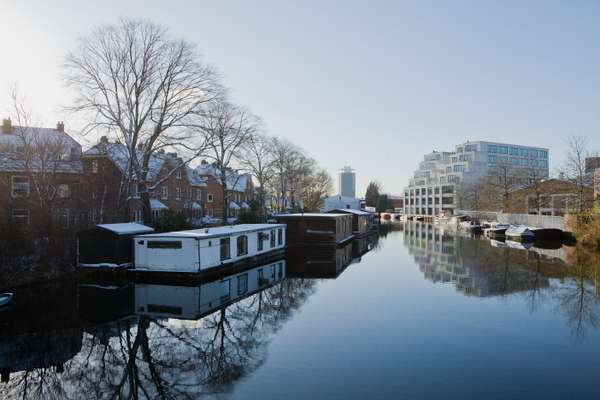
(505, 225, 535, 242)
(484, 223, 512, 238)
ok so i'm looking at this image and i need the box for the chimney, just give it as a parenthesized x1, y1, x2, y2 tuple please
(2, 118, 11, 134)
(100, 136, 109, 144)
(201, 159, 208, 165)
(56, 121, 64, 132)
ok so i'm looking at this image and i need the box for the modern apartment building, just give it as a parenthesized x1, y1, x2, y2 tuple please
(404, 141, 549, 216)
(339, 166, 356, 198)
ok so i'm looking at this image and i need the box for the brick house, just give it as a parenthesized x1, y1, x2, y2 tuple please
(82, 138, 206, 225)
(505, 179, 594, 216)
(0, 118, 86, 233)
(194, 160, 254, 220)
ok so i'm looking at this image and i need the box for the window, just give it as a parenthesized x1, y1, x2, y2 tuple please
(510, 147, 519, 155)
(488, 155, 497, 164)
(57, 184, 70, 198)
(131, 210, 142, 222)
(277, 262, 283, 278)
(277, 228, 283, 246)
(237, 274, 248, 295)
(176, 169, 182, 179)
(12, 209, 29, 225)
(270, 229, 276, 248)
(162, 186, 168, 199)
(132, 183, 139, 198)
(196, 188, 202, 200)
(147, 241, 182, 249)
(91, 160, 99, 174)
(257, 232, 264, 251)
(453, 164, 465, 172)
(488, 145, 498, 153)
(11, 176, 30, 197)
(459, 154, 471, 162)
(220, 238, 230, 260)
(208, 193, 214, 203)
(499, 146, 508, 154)
(257, 268, 265, 286)
(55, 208, 69, 228)
(465, 144, 477, 152)
(237, 235, 248, 256)
(176, 187, 181, 200)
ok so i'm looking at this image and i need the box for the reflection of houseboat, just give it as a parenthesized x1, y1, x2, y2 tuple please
(274, 213, 353, 246)
(286, 243, 353, 279)
(77, 223, 155, 269)
(134, 260, 286, 320)
(326, 209, 370, 236)
(77, 284, 134, 323)
(132, 224, 286, 277)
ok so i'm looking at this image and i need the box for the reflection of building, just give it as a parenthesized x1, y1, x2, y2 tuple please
(404, 141, 549, 217)
(286, 243, 353, 279)
(403, 222, 552, 297)
(134, 260, 286, 320)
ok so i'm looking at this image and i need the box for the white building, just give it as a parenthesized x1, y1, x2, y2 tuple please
(404, 141, 549, 217)
(323, 195, 362, 211)
(339, 166, 356, 198)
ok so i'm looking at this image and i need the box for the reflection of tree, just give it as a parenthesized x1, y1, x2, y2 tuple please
(0, 278, 317, 399)
(554, 258, 600, 341)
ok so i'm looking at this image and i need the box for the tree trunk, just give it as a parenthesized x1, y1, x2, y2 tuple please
(140, 187, 152, 225)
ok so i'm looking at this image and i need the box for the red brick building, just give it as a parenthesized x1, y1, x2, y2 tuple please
(195, 160, 254, 221)
(82, 138, 207, 225)
(0, 118, 86, 233)
(505, 179, 594, 215)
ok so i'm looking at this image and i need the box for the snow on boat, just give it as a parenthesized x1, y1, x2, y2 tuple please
(133, 224, 286, 274)
(0, 293, 13, 307)
(505, 225, 535, 242)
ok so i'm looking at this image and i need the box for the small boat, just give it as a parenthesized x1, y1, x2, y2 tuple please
(0, 293, 13, 307)
(505, 225, 535, 242)
(484, 223, 512, 238)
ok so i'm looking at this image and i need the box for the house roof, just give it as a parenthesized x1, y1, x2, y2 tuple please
(275, 213, 350, 219)
(0, 125, 83, 173)
(328, 208, 370, 216)
(195, 163, 250, 192)
(150, 199, 168, 210)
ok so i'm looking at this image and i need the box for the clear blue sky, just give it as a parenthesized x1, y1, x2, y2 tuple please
(2, 0, 600, 195)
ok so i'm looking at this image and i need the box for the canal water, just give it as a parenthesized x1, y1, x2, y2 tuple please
(2, 222, 600, 399)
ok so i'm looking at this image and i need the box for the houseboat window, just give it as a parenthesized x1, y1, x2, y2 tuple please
(237, 274, 248, 295)
(277, 228, 283, 246)
(277, 262, 283, 278)
(220, 279, 231, 303)
(237, 235, 248, 256)
(270, 230, 276, 247)
(270, 265, 276, 279)
(257, 232, 264, 251)
(147, 241, 182, 249)
(220, 238, 231, 260)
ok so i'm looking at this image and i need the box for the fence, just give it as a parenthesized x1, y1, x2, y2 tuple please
(457, 210, 565, 230)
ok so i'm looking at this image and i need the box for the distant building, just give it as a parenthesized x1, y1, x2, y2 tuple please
(387, 195, 404, 212)
(505, 179, 594, 216)
(404, 141, 549, 216)
(323, 195, 361, 211)
(585, 157, 600, 174)
(339, 166, 356, 198)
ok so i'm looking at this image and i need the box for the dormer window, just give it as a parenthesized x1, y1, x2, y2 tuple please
(91, 160, 99, 174)
(162, 187, 168, 200)
(176, 169, 182, 179)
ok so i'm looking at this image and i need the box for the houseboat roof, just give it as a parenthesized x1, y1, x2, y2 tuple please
(136, 224, 286, 239)
(328, 209, 371, 216)
(97, 223, 155, 235)
(275, 213, 349, 219)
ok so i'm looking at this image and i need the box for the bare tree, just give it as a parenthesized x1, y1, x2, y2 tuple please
(563, 136, 592, 212)
(301, 167, 333, 211)
(196, 101, 257, 224)
(269, 137, 296, 212)
(238, 133, 275, 219)
(64, 19, 222, 223)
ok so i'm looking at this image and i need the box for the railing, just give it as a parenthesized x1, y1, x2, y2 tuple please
(456, 210, 565, 230)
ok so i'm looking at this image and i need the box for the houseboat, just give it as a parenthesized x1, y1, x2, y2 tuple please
(505, 225, 535, 242)
(77, 223, 155, 269)
(134, 259, 285, 320)
(274, 213, 353, 246)
(131, 224, 286, 278)
(326, 208, 370, 236)
(483, 223, 512, 238)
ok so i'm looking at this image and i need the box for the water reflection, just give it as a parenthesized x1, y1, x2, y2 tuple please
(404, 221, 600, 339)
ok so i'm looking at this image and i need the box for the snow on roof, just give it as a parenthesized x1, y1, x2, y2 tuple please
(329, 208, 370, 215)
(84, 143, 168, 181)
(183, 201, 202, 209)
(150, 199, 169, 210)
(186, 167, 207, 187)
(240, 201, 250, 209)
(195, 163, 250, 192)
(97, 222, 155, 235)
(0, 125, 83, 173)
(229, 201, 240, 210)
(274, 213, 349, 218)
(136, 223, 285, 239)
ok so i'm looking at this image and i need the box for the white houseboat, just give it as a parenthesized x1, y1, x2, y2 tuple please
(132, 224, 286, 276)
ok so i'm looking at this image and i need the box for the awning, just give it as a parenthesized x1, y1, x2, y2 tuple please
(184, 201, 202, 209)
(229, 201, 240, 210)
(150, 199, 169, 210)
(240, 201, 251, 209)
